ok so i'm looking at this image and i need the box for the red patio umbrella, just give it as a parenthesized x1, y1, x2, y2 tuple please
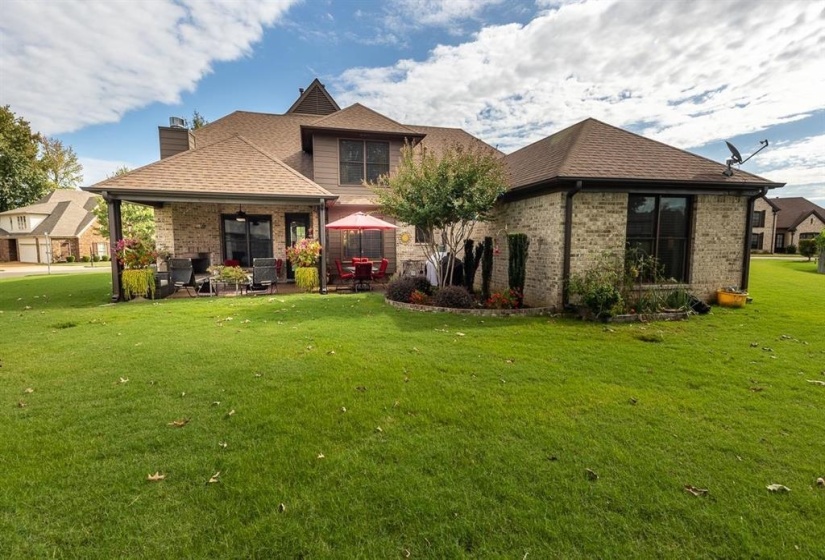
(325, 212, 397, 258)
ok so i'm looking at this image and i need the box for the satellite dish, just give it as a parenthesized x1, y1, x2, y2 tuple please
(725, 141, 743, 164)
(723, 139, 768, 176)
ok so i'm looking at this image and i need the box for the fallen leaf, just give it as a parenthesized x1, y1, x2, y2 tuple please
(119, 377, 129, 384)
(226, 409, 235, 417)
(455, 332, 465, 337)
(208, 471, 220, 484)
(749, 386, 764, 392)
(278, 503, 286, 512)
(356, 386, 367, 392)
(766, 483, 790, 492)
(749, 342, 758, 347)
(147, 472, 166, 482)
(505, 359, 514, 364)
(212, 401, 221, 406)
(317, 453, 325, 459)
(17, 401, 27, 408)
(168, 418, 189, 428)
(375, 426, 383, 433)
(806, 380, 825, 386)
(629, 397, 638, 405)
(684, 485, 708, 497)
(327, 350, 336, 355)
(180, 392, 186, 397)
(219, 441, 228, 448)
(816, 477, 824, 487)
(23, 388, 34, 394)
(586, 468, 599, 481)
(341, 407, 347, 413)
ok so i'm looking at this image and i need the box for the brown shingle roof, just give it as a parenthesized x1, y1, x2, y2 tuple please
(770, 197, 825, 229)
(409, 125, 502, 158)
(0, 191, 100, 238)
(504, 118, 781, 190)
(86, 135, 334, 200)
(307, 103, 422, 136)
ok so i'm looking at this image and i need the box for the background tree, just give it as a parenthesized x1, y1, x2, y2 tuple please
(39, 136, 83, 190)
(0, 105, 49, 211)
(92, 167, 155, 240)
(372, 142, 507, 286)
(798, 238, 817, 262)
(191, 110, 208, 129)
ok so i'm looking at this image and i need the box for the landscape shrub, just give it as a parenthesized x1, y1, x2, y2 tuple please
(92, 255, 101, 262)
(432, 286, 473, 309)
(81, 256, 90, 262)
(568, 252, 625, 318)
(100, 255, 109, 262)
(409, 290, 431, 305)
(799, 239, 817, 261)
(66, 255, 75, 263)
(486, 289, 520, 309)
(785, 244, 797, 254)
(386, 276, 431, 303)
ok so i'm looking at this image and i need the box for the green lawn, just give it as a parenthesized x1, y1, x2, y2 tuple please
(1, 260, 823, 558)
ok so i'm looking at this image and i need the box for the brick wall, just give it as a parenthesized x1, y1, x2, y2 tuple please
(1, 240, 12, 261)
(157, 202, 319, 264)
(76, 222, 109, 259)
(790, 213, 825, 245)
(569, 192, 628, 277)
(689, 195, 747, 298)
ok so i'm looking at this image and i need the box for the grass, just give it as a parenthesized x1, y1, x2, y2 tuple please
(1, 260, 823, 558)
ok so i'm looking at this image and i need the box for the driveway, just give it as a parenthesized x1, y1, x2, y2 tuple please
(0, 262, 111, 279)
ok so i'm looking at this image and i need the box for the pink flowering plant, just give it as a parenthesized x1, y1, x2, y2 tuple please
(115, 237, 158, 269)
(285, 238, 322, 267)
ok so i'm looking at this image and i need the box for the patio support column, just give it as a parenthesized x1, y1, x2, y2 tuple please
(561, 181, 583, 307)
(105, 194, 123, 302)
(318, 199, 328, 294)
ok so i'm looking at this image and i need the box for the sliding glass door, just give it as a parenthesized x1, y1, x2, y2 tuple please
(221, 215, 272, 267)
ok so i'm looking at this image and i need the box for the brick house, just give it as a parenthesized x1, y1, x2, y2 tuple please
(85, 80, 783, 306)
(752, 197, 825, 253)
(0, 190, 108, 263)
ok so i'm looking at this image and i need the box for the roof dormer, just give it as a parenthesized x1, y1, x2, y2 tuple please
(287, 79, 340, 116)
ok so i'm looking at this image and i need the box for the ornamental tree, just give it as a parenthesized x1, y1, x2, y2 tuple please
(0, 105, 49, 212)
(371, 141, 507, 286)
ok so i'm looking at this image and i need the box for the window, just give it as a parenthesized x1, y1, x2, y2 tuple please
(16, 216, 27, 229)
(775, 233, 785, 249)
(95, 242, 108, 256)
(750, 232, 764, 250)
(626, 195, 691, 282)
(799, 232, 817, 241)
(221, 215, 272, 267)
(343, 230, 383, 260)
(414, 226, 431, 244)
(752, 210, 765, 228)
(339, 140, 389, 184)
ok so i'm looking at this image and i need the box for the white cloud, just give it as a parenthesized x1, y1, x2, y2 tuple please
(336, 0, 825, 155)
(753, 134, 825, 204)
(388, 0, 505, 28)
(80, 158, 138, 187)
(0, 0, 297, 134)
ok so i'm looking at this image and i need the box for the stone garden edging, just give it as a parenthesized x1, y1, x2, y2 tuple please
(384, 298, 554, 317)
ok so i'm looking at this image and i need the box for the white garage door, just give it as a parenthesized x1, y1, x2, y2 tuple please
(18, 240, 39, 263)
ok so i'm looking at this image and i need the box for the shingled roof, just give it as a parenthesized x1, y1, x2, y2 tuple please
(286, 79, 340, 116)
(300, 103, 425, 151)
(86, 135, 334, 202)
(504, 118, 782, 191)
(0, 190, 99, 238)
(770, 197, 825, 229)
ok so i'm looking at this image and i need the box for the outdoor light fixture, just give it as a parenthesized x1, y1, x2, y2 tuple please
(234, 205, 247, 222)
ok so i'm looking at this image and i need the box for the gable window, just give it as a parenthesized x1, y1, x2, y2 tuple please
(16, 216, 27, 230)
(339, 140, 389, 184)
(750, 232, 764, 250)
(626, 195, 691, 282)
(752, 210, 765, 228)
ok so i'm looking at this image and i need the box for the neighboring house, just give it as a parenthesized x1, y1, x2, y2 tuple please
(85, 79, 783, 306)
(750, 196, 780, 252)
(760, 197, 825, 253)
(0, 190, 108, 263)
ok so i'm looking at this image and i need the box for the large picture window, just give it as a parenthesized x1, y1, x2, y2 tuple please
(221, 215, 272, 267)
(339, 140, 389, 184)
(626, 195, 691, 282)
(343, 230, 383, 260)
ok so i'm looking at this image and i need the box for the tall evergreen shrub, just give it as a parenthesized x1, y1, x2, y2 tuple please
(481, 236, 494, 301)
(508, 233, 529, 305)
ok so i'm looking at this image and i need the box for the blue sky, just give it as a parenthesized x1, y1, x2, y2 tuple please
(2, 0, 823, 203)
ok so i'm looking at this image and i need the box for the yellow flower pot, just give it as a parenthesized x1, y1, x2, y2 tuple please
(717, 290, 747, 308)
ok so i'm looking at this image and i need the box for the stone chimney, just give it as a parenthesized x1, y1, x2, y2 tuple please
(158, 117, 195, 159)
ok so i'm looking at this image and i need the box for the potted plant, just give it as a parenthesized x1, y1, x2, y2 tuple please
(716, 285, 748, 308)
(286, 238, 322, 292)
(115, 237, 158, 300)
(208, 265, 250, 295)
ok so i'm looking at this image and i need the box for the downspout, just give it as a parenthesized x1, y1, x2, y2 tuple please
(741, 188, 768, 290)
(561, 180, 583, 307)
(104, 193, 123, 302)
(318, 199, 328, 295)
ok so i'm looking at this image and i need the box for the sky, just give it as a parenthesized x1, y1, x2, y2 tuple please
(1, 0, 823, 204)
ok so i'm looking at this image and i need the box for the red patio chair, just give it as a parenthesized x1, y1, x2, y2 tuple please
(371, 258, 389, 283)
(353, 262, 372, 291)
(335, 259, 354, 291)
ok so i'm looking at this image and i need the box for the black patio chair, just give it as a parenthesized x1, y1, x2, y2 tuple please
(353, 262, 372, 292)
(252, 258, 278, 294)
(169, 258, 196, 297)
